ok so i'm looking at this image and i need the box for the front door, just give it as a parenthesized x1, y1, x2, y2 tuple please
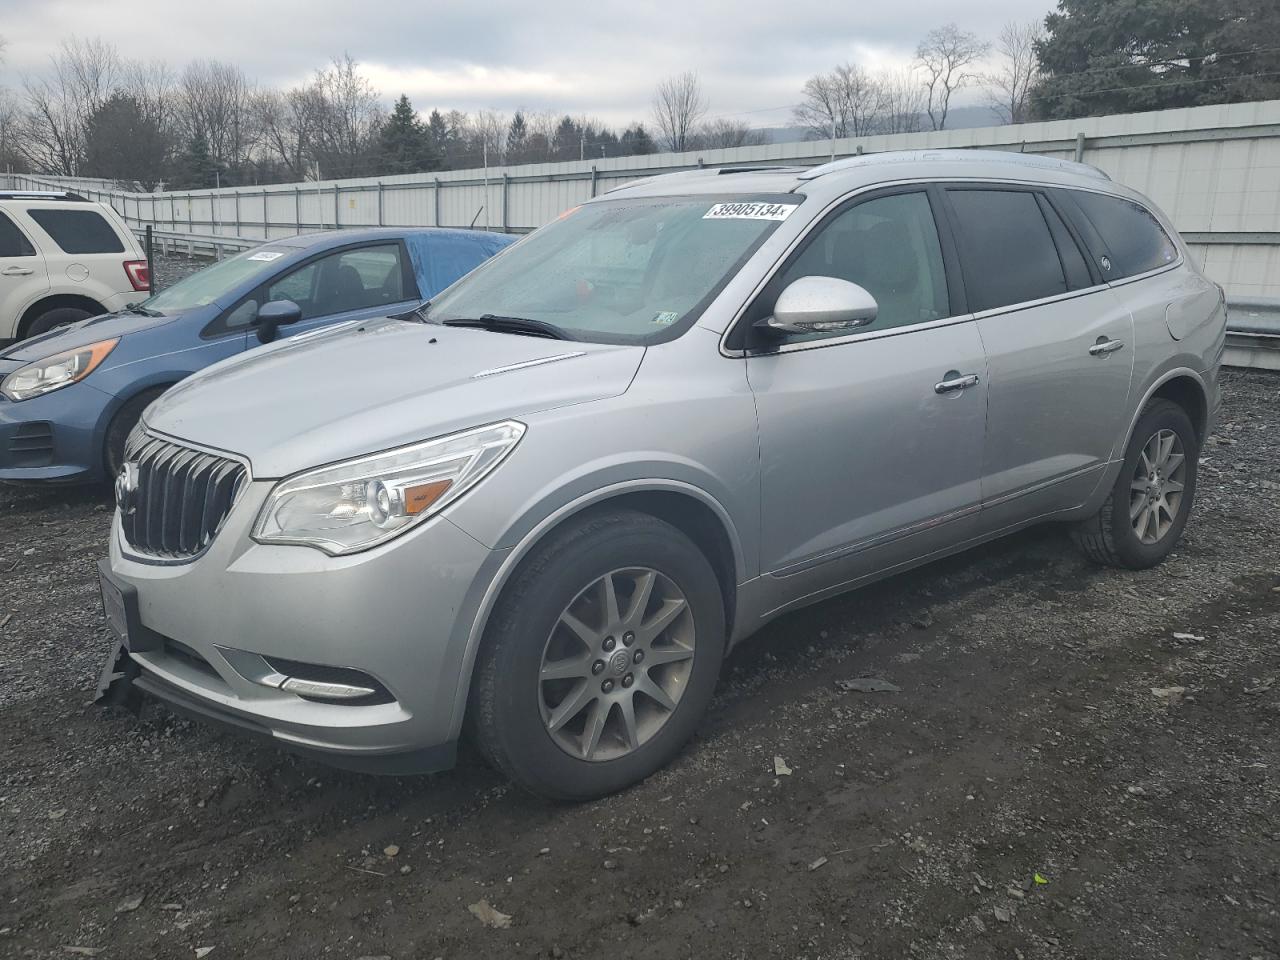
(741, 189, 988, 614)
(0, 211, 49, 340)
(942, 186, 1134, 523)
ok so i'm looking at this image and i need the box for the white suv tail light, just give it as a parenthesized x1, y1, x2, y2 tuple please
(123, 259, 150, 292)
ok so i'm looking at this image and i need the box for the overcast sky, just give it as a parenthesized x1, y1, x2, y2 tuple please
(0, 0, 1056, 127)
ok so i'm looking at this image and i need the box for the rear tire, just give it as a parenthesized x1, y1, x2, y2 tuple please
(103, 388, 167, 480)
(470, 509, 725, 801)
(1071, 398, 1198, 569)
(25, 306, 93, 338)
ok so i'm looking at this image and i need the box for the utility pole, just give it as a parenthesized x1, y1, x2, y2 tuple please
(580, 132, 585, 162)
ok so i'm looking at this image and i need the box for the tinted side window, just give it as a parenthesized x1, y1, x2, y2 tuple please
(265, 244, 408, 320)
(25, 208, 125, 254)
(947, 189, 1066, 312)
(0, 211, 36, 257)
(1037, 196, 1092, 291)
(1070, 191, 1178, 279)
(770, 191, 950, 339)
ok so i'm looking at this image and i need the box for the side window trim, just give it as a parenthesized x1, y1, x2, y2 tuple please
(1040, 190, 1103, 287)
(1051, 189, 1116, 280)
(728, 184, 961, 353)
(1034, 192, 1095, 291)
(1057, 187, 1182, 284)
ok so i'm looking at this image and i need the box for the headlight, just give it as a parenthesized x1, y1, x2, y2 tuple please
(1, 338, 119, 402)
(253, 421, 525, 555)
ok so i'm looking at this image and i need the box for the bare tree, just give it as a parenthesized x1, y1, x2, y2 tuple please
(311, 54, 383, 177)
(175, 60, 256, 174)
(915, 24, 990, 131)
(793, 63, 886, 139)
(21, 37, 122, 174)
(985, 20, 1044, 124)
(652, 71, 708, 152)
(253, 84, 324, 179)
(696, 117, 767, 149)
(877, 67, 927, 134)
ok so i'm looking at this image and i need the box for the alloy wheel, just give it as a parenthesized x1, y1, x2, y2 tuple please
(538, 567, 696, 762)
(1129, 428, 1187, 545)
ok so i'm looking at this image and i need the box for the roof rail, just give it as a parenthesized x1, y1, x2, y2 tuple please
(0, 190, 89, 201)
(797, 149, 1111, 182)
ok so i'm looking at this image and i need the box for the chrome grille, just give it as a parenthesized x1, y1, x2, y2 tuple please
(118, 428, 247, 560)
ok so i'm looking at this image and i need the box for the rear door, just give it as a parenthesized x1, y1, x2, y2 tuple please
(741, 187, 989, 610)
(941, 185, 1134, 525)
(0, 210, 49, 340)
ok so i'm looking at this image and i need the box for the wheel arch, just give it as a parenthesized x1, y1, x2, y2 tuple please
(18, 294, 109, 339)
(1124, 367, 1210, 452)
(447, 480, 746, 740)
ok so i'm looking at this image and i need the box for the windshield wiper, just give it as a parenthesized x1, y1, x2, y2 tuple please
(123, 302, 164, 317)
(442, 314, 575, 341)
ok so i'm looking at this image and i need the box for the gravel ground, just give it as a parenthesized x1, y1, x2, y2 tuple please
(1, 368, 1278, 960)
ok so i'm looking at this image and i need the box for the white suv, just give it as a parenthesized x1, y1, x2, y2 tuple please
(0, 191, 149, 342)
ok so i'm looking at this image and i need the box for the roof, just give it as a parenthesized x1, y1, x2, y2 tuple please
(602, 149, 1114, 202)
(270, 226, 513, 250)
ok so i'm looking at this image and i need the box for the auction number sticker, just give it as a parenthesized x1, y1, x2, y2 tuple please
(247, 250, 285, 261)
(703, 201, 798, 221)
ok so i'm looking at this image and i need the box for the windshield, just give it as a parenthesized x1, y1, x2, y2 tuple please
(141, 247, 294, 313)
(426, 195, 798, 344)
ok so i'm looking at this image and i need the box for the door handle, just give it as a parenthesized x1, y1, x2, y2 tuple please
(1, 266, 34, 277)
(934, 372, 980, 395)
(1089, 337, 1125, 357)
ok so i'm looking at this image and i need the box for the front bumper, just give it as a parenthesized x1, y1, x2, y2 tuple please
(107, 481, 509, 772)
(0, 380, 114, 483)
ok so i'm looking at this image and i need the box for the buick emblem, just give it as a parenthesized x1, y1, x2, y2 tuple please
(115, 462, 139, 515)
(609, 650, 630, 676)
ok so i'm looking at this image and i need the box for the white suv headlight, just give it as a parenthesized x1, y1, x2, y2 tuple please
(253, 421, 525, 555)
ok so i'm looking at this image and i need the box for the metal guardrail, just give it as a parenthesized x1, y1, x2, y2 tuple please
(133, 228, 259, 260)
(1224, 297, 1280, 371)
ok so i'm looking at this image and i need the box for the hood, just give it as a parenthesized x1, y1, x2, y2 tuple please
(0, 310, 181, 363)
(147, 317, 645, 478)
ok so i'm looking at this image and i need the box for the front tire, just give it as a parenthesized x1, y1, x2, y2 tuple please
(471, 509, 725, 800)
(103, 388, 167, 480)
(1072, 398, 1199, 569)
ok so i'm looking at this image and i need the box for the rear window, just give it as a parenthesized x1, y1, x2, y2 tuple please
(25, 208, 126, 254)
(0, 211, 36, 257)
(1070, 192, 1178, 279)
(947, 189, 1068, 312)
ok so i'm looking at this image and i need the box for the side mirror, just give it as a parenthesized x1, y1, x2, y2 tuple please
(756, 276, 878, 337)
(253, 300, 303, 344)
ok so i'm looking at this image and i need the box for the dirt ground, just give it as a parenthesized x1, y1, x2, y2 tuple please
(1, 367, 1277, 960)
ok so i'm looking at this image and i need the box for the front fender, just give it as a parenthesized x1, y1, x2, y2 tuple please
(443, 475, 749, 742)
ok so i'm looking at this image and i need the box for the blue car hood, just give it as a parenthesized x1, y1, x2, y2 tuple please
(0, 311, 182, 363)
(146, 317, 644, 478)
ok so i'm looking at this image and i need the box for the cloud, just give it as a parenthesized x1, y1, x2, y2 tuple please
(0, 0, 1054, 126)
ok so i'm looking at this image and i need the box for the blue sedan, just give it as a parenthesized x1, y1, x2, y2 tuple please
(0, 227, 514, 484)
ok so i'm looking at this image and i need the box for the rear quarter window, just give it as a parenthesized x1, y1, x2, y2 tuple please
(1069, 192, 1178, 279)
(25, 208, 126, 254)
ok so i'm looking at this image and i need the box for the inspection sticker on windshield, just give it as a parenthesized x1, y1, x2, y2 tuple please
(703, 201, 797, 221)
(247, 250, 284, 261)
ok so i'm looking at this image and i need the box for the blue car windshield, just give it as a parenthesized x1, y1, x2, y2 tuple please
(425, 195, 797, 344)
(141, 248, 293, 313)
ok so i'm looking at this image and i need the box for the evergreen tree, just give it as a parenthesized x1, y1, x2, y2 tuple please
(83, 93, 170, 189)
(378, 94, 438, 173)
(621, 124, 657, 155)
(506, 111, 529, 162)
(1032, 0, 1280, 119)
(171, 132, 218, 190)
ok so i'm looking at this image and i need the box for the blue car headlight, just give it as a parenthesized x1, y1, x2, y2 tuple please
(1, 339, 119, 402)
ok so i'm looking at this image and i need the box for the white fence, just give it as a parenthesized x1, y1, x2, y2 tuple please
(8, 99, 1280, 301)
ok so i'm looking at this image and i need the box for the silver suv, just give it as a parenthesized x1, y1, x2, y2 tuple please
(98, 150, 1225, 799)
